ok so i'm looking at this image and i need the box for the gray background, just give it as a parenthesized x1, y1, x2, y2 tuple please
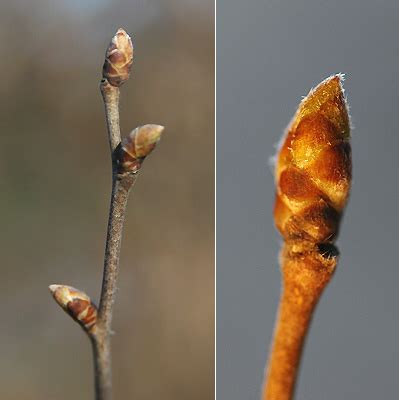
(217, 0, 399, 399)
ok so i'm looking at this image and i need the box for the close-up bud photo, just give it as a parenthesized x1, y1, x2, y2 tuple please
(264, 75, 351, 400)
(217, 0, 399, 399)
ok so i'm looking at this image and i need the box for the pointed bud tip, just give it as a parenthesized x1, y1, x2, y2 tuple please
(49, 284, 61, 293)
(116, 27, 128, 35)
(134, 124, 164, 148)
(49, 284, 90, 305)
(112, 28, 132, 47)
(310, 73, 345, 98)
(141, 124, 165, 139)
(292, 73, 350, 139)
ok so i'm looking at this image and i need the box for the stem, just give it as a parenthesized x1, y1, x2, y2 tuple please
(100, 80, 121, 153)
(92, 79, 137, 400)
(262, 246, 336, 400)
(263, 278, 319, 399)
(91, 334, 112, 400)
(98, 176, 135, 330)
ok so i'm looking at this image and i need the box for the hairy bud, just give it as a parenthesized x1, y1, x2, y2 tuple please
(274, 75, 351, 246)
(49, 285, 97, 334)
(117, 124, 164, 173)
(103, 28, 134, 87)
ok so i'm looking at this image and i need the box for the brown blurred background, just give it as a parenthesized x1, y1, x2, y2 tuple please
(0, 0, 214, 399)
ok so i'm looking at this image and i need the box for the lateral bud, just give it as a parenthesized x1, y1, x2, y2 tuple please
(117, 124, 164, 173)
(49, 284, 98, 334)
(103, 28, 134, 87)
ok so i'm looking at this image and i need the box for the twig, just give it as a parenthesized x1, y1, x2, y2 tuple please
(93, 173, 134, 399)
(101, 82, 121, 154)
(263, 75, 352, 400)
(49, 28, 164, 400)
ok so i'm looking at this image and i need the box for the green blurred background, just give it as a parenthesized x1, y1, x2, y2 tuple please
(0, 0, 214, 399)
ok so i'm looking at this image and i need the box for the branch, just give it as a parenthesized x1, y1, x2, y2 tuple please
(101, 82, 121, 154)
(49, 28, 164, 400)
(94, 123, 163, 399)
(263, 75, 352, 400)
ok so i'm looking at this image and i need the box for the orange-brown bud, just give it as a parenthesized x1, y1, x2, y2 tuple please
(274, 75, 351, 246)
(49, 285, 97, 334)
(103, 28, 134, 87)
(117, 124, 164, 173)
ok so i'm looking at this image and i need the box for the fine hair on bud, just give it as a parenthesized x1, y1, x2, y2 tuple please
(49, 285, 98, 333)
(103, 28, 134, 87)
(117, 124, 164, 173)
(274, 74, 351, 251)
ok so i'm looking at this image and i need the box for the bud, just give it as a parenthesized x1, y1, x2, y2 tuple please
(274, 75, 351, 245)
(49, 285, 97, 334)
(103, 28, 134, 87)
(117, 124, 164, 173)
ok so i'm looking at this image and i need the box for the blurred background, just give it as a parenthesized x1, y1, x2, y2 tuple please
(217, 0, 399, 399)
(0, 0, 214, 399)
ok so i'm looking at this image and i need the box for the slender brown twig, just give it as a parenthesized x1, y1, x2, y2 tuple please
(49, 28, 164, 400)
(263, 75, 352, 400)
(101, 82, 121, 154)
